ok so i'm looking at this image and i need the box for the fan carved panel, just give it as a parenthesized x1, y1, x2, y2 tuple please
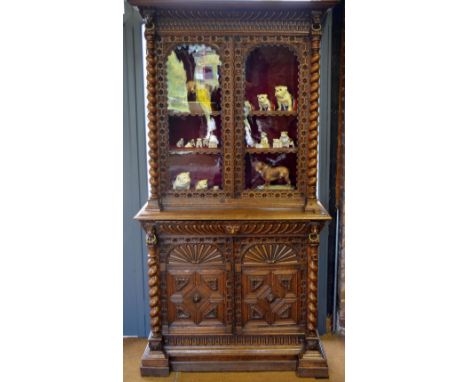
(243, 244, 298, 265)
(168, 244, 223, 265)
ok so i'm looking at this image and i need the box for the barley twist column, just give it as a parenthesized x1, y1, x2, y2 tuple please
(305, 14, 322, 211)
(145, 225, 161, 337)
(141, 223, 169, 376)
(306, 224, 320, 333)
(297, 223, 328, 378)
(144, 19, 160, 210)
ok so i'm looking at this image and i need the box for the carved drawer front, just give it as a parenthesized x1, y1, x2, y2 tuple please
(166, 243, 228, 334)
(240, 244, 301, 333)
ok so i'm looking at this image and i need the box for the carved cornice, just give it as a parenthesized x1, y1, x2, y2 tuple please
(156, 222, 310, 236)
(148, 9, 313, 35)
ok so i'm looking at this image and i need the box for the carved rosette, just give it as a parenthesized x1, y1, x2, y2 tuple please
(307, 14, 322, 199)
(145, 224, 162, 337)
(144, 19, 160, 206)
(306, 224, 320, 333)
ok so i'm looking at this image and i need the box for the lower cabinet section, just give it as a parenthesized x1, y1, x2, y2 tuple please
(140, 221, 328, 378)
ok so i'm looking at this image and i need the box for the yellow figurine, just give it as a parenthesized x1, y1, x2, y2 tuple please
(195, 83, 212, 116)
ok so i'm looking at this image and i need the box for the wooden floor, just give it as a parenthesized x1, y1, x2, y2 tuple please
(124, 334, 344, 382)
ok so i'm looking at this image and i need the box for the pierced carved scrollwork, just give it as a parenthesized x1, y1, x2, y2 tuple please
(152, 9, 312, 36)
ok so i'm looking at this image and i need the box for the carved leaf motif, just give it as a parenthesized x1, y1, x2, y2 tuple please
(249, 304, 264, 320)
(280, 276, 292, 291)
(176, 306, 190, 319)
(175, 277, 190, 291)
(169, 244, 223, 265)
(202, 277, 218, 291)
(278, 304, 292, 319)
(204, 306, 218, 319)
(250, 277, 264, 291)
(243, 244, 297, 265)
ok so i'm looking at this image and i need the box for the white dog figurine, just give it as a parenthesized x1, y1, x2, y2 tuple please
(275, 85, 293, 111)
(195, 179, 208, 190)
(257, 94, 273, 111)
(172, 172, 191, 190)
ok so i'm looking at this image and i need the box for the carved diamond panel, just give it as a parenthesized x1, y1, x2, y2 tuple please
(167, 269, 226, 330)
(242, 268, 299, 328)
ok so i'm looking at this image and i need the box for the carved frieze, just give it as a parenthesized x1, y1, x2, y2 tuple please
(157, 222, 309, 236)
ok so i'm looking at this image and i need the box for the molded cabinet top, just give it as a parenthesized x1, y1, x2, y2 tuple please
(128, 0, 339, 10)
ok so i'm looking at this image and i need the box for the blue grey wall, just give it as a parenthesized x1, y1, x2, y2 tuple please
(123, 3, 333, 337)
(123, 2, 150, 337)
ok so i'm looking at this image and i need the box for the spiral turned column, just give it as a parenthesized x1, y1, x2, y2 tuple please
(144, 19, 160, 210)
(306, 224, 320, 334)
(145, 225, 161, 338)
(306, 14, 322, 209)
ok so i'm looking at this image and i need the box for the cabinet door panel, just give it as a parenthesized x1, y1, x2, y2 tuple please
(163, 240, 231, 335)
(237, 241, 303, 334)
(242, 268, 299, 330)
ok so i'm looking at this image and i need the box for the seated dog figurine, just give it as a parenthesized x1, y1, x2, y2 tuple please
(172, 172, 191, 190)
(275, 85, 293, 111)
(257, 94, 273, 111)
(254, 161, 290, 186)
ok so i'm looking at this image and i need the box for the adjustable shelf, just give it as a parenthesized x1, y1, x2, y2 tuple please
(249, 111, 297, 117)
(246, 147, 297, 154)
(169, 148, 222, 155)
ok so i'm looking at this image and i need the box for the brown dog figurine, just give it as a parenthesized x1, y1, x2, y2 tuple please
(254, 161, 290, 186)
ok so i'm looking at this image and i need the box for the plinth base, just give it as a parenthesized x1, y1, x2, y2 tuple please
(139, 334, 328, 378)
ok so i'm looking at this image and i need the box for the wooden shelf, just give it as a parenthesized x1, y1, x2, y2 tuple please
(169, 148, 222, 155)
(246, 147, 297, 154)
(249, 111, 297, 117)
(168, 110, 221, 117)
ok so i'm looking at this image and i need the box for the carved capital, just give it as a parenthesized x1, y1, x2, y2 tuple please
(311, 13, 322, 37)
(308, 225, 320, 246)
(144, 225, 158, 246)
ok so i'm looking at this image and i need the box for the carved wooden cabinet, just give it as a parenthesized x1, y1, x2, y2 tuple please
(129, 0, 337, 378)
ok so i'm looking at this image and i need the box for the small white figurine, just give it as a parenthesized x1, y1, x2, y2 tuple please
(172, 172, 191, 190)
(275, 85, 293, 111)
(279, 131, 295, 148)
(259, 131, 269, 148)
(202, 138, 210, 148)
(176, 138, 184, 148)
(196, 138, 203, 148)
(257, 94, 273, 111)
(184, 139, 196, 148)
(244, 101, 255, 147)
(208, 134, 219, 148)
(212, 185, 219, 191)
(195, 179, 208, 190)
(272, 139, 282, 148)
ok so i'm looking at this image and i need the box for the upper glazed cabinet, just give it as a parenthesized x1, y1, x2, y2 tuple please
(134, 0, 336, 213)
